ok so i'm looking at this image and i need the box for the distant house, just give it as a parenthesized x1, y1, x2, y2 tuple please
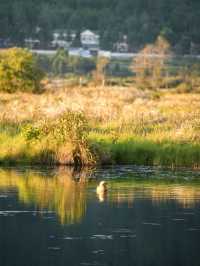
(51, 30, 76, 49)
(51, 39, 70, 49)
(53, 30, 76, 41)
(80, 30, 99, 51)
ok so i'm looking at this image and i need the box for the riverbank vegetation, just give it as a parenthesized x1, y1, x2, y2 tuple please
(0, 87, 200, 168)
(0, 47, 200, 168)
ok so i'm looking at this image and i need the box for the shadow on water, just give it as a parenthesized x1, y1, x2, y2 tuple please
(0, 166, 200, 225)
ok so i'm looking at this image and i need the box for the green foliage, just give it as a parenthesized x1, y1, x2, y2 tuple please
(22, 124, 41, 141)
(52, 48, 69, 76)
(37, 51, 96, 76)
(90, 136, 200, 168)
(0, 48, 44, 93)
(51, 111, 89, 145)
(22, 111, 94, 166)
(23, 111, 89, 144)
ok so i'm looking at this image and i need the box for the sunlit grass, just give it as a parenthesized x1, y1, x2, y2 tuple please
(89, 131, 200, 167)
(0, 88, 200, 167)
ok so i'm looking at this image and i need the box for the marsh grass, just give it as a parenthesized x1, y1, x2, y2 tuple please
(0, 87, 200, 167)
(89, 133, 200, 167)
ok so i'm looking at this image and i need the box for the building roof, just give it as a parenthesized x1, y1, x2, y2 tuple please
(81, 30, 98, 37)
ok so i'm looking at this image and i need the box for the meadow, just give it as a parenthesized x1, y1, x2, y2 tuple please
(0, 84, 200, 168)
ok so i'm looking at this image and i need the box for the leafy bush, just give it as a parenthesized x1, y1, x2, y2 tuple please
(22, 124, 41, 141)
(0, 48, 44, 93)
(22, 111, 95, 166)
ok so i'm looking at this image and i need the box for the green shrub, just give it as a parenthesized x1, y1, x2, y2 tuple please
(22, 124, 41, 141)
(22, 111, 95, 166)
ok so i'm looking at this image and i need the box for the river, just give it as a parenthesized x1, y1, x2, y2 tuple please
(0, 166, 200, 266)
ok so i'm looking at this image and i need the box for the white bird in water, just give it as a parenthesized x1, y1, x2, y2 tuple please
(96, 181, 108, 202)
(96, 181, 108, 194)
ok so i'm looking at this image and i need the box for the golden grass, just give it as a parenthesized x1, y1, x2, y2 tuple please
(0, 85, 200, 167)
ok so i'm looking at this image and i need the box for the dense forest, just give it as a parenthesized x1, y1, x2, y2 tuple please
(0, 0, 200, 53)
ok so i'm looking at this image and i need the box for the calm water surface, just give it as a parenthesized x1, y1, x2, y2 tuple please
(0, 166, 200, 266)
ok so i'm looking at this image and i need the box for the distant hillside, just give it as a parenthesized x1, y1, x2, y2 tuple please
(0, 0, 200, 53)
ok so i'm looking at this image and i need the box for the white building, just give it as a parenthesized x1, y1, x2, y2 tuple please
(51, 39, 70, 49)
(80, 30, 99, 51)
(51, 30, 76, 49)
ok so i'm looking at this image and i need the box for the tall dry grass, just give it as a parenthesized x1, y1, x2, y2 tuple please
(0, 85, 200, 167)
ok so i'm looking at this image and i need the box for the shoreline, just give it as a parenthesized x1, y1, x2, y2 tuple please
(1, 89, 200, 169)
(0, 138, 200, 169)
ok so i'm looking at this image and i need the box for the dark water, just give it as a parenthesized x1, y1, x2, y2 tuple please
(0, 166, 200, 266)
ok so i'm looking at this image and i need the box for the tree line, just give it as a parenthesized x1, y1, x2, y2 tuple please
(1, 45, 200, 93)
(1, 0, 200, 53)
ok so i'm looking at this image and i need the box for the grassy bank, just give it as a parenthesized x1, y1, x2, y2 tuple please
(0, 87, 200, 168)
(1, 130, 200, 168)
(89, 134, 200, 168)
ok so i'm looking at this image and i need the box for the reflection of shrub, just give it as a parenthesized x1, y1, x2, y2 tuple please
(0, 48, 44, 93)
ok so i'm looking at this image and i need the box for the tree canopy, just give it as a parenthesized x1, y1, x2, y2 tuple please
(0, 0, 200, 52)
(0, 48, 44, 92)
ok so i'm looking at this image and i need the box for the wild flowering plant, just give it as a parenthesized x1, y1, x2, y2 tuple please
(22, 110, 95, 166)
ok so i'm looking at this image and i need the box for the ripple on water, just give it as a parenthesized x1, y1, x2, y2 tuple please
(112, 228, 133, 233)
(92, 250, 104, 254)
(90, 235, 113, 240)
(64, 236, 82, 240)
(49, 235, 56, 239)
(0, 195, 8, 198)
(187, 228, 200, 232)
(119, 234, 136, 238)
(171, 218, 185, 222)
(0, 210, 54, 217)
(48, 247, 61, 251)
(142, 222, 161, 226)
(80, 262, 107, 266)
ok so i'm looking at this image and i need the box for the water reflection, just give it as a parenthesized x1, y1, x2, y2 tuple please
(0, 168, 200, 225)
(108, 183, 200, 208)
(0, 168, 89, 224)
